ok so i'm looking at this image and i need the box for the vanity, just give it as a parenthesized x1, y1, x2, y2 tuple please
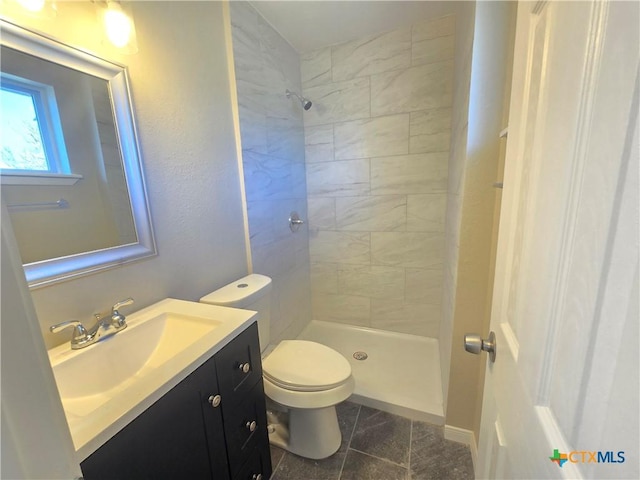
(47, 299, 272, 480)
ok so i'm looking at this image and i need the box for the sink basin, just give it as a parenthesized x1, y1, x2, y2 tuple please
(48, 298, 257, 459)
(53, 312, 220, 402)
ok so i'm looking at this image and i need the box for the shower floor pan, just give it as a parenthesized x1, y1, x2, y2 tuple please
(298, 320, 444, 424)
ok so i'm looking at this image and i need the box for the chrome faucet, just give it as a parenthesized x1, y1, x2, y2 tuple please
(50, 298, 134, 349)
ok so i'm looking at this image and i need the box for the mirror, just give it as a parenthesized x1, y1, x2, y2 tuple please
(0, 20, 156, 288)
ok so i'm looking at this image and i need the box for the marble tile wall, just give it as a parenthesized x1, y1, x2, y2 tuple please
(230, 2, 311, 344)
(302, 15, 456, 338)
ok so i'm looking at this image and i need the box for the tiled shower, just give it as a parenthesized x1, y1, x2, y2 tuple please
(229, 2, 311, 343)
(229, 1, 471, 419)
(301, 16, 455, 338)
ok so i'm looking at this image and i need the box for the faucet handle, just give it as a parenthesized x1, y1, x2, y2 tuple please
(50, 320, 88, 339)
(111, 297, 134, 327)
(112, 297, 134, 313)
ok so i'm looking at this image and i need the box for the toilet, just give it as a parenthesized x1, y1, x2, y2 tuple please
(200, 274, 355, 460)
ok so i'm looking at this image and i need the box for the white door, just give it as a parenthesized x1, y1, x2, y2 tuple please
(477, 1, 639, 479)
(1, 202, 81, 478)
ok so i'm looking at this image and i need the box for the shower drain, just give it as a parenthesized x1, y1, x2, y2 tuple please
(353, 351, 368, 361)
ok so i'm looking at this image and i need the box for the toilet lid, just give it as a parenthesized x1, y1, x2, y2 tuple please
(263, 340, 352, 392)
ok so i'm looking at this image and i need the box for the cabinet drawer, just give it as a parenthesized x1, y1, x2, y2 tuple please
(223, 379, 269, 474)
(233, 445, 272, 480)
(215, 322, 262, 403)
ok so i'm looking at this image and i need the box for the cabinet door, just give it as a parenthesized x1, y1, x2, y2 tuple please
(199, 359, 232, 479)
(233, 446, 272, 480)
(214, 322, 262, 403)
(81, 357, 229, 480)
(222, 380, 270, 476)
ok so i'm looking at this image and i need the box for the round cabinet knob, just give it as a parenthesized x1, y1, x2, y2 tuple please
(252, 474, 263, 480)
(238, 362, 251, 374)
(208, 394, 221, 408)
(246, 420, 257, 432)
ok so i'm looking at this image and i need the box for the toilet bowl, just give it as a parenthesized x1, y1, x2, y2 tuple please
(262, 339, 355, 459)
(200, 274, 354, 459)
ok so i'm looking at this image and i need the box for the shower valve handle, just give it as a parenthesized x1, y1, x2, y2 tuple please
(289, 212, 305, 232)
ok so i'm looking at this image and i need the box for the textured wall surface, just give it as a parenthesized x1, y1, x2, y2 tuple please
(440, 2, 516, 439)
(440, 2, 476, 410)
(301, 16, 456, 338)
(447, 0, 516, 439)
(229, 2, 311, 343)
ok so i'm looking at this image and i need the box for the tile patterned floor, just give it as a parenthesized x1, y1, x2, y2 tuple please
(269, 402, 475, 480)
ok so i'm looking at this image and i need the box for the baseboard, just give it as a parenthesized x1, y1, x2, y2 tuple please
(349, 393, 444, 425)
(444, 425, 478, 474)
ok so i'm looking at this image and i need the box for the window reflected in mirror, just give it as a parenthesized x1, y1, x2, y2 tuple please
(0, 73, 68, 173)
(0, 20, 156, 288)
(2, 45, 137, 265)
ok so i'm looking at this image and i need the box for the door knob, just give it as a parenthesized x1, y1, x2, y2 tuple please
(464, 331, 496, 363)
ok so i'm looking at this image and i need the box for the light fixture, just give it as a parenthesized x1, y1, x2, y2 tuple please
(16, 0, 45, 12)
(8, 0, 57, 18)
(96, 0, 138, 53)
(104, 1, 133, 48)
(104, 1, 132, 48)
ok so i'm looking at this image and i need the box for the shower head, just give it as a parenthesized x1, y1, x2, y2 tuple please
(286, 89, 312, 110)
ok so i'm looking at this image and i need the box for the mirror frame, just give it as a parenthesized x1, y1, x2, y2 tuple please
(1, 20, 157, 289)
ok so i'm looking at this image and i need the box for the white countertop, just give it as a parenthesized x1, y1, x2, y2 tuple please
(47, 299, 257, 462)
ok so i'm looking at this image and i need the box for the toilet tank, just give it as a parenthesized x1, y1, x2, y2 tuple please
(200, 274, 272, 350)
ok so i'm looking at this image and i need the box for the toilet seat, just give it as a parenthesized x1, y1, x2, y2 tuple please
(263, 340, 351, 392)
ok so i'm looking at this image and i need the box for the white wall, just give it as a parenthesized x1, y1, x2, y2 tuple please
(0, 1, 251, 350)
(443, 1, 517, 438)
(440, 0, 476, 410)
(1, 204, 80, 479)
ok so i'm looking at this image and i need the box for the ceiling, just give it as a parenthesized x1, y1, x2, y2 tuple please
(249, 1, 459, 53)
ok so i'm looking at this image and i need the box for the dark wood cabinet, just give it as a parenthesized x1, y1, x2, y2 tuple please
(81, 322, 271, 480)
